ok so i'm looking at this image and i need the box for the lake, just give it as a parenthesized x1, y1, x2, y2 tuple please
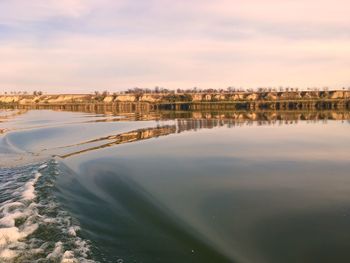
(1, 109, 350, 263)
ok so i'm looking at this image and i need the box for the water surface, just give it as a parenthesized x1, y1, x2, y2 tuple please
(1, 109, 350, 263)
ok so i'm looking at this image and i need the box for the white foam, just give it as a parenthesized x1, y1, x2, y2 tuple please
(0, 170, 42, 261)
(47, 241, 64, 260)
(0, 221, 38, 247)
(0, 227, 22, 246)
(0, 202, 25, 227)
(74, 239, 90, 258)
(22, 172, 42, 200)
(0, 201, 35, 249)
(61, 250, 78, 263)
(0, 248, 17, 259)
(38, 164, 48, 170)
(68, 226, 80, 237)
(43, 218, 57, 224)
(0, 162, 95, 262)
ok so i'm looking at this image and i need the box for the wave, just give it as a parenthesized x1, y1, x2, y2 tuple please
(0, 160, 95, 263)
(55, 160, 232, 263)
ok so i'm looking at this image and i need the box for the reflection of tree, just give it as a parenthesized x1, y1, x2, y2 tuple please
(58, 111, 350, 159)
(0, 110, 27, 134)
(175, 111, 350, 128)
(59, 125, 176, 158)
(8, 99, 350, 123)
(0, 109, 27, 121)
(89, 110, 350, 127)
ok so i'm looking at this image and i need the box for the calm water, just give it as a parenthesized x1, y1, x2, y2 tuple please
(1, 109, 350, 262)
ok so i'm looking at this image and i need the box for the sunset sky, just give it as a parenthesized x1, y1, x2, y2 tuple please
(0, 0, 350, 93)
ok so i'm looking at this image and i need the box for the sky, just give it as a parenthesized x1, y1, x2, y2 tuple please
(0, 0, 350, 93)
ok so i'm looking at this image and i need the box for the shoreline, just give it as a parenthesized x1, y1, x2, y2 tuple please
(1, 90, 350, 111)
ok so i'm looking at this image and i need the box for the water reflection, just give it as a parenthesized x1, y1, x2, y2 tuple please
(57, 111, 350, 159)
(0, 109, 27, 134)
(89, 110, 350, 125)
(58, 114, 350, 263)
(2, 108, 350, 162)
(5, 103, 350, 122)
(1, 107, 350, 262)
(59, 125, 177, 158)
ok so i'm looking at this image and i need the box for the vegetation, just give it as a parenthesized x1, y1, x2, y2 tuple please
(2, 87, 350, 96)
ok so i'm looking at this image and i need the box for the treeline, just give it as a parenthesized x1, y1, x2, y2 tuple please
(100, 86, 350, 95)
(2, 86, 350, 96)
(1, 91, 43, 95)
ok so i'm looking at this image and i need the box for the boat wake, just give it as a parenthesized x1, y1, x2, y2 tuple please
(0, 159, 95, 263)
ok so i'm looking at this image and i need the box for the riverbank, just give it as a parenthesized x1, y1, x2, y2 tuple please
(1, 90, 350, 111)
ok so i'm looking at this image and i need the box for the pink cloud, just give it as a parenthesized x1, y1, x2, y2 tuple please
(0, 0, 349, 92)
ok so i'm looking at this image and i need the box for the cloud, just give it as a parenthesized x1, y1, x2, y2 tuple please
(0, 0, 349, 92)
(0, 0, 92, 23)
